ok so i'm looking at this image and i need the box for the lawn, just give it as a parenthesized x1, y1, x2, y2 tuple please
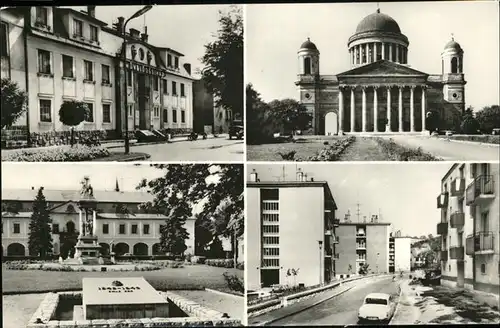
(1, 263, 243, 295)
(247, 139, 341, 161)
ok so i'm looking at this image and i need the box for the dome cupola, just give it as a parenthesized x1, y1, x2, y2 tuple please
(355, 8, 401, 34)
(300, 38, 318, 51)
(297, 37, 320, 76)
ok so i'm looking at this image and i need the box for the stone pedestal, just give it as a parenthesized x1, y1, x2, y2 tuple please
(75, 235, 101, 264)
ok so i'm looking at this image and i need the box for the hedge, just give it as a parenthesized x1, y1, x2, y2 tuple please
(206, 259, 235, 268)
(2, 144, 110, 161)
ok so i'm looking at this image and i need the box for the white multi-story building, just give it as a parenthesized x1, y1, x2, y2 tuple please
(437, 163, 499, 297)
(394, 236, 412, 273)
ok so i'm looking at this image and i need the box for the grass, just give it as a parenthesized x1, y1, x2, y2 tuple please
(338, 137, 389, 161)
(2, 263, 243, 295)
(247, 141, 326, 161)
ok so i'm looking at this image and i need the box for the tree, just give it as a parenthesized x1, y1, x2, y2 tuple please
(2, 200, 22, 214)
(28, 187, 53, 258)
(159, 199, 190, 256)
(359, 263, 370, 275)
(475, 105, 500, 134)
(59, 229, 79, 259)
(460, 106, 480, 134)
(347, 264, 353, 275)
(267, 98, 311, 134)
(425, 110, 440, 133)
(246, 83, 272, 144)
(208, 235, 225, 258)
(58, 100, 90, 146)
(200, 6, 243, 119)
(1, 78, 28, 129)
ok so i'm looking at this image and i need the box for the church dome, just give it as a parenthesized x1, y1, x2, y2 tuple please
(300, 38, 318, 50)
(444, 38, 462, 52)
(355, 9, 401, 34)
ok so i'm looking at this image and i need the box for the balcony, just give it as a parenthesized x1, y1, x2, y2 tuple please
(333, 218, 340, 227)
(325, 230, 332, 236)
(332, 236, 339, 244)
(356, 244, 366, 250)
(450, 212, 465, 228)
(466, 231, 495, 255)
(437, 192, 449, 208)
(437, 222, 448, 235)
(440, 250, 448, 261)
(333, 253, 340, 260)
(356, 258, 366, 262)
(451, 177, 466, 197)
(325, 247, 333, 257)
(466, 175, 495, 206)
(356, 233, 366, 238)
(449, 246, 464, 261)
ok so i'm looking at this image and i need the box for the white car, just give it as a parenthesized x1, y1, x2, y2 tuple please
(358, 293, 396, 323)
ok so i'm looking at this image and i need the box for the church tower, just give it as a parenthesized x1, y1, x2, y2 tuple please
(441, 36, 466, 110)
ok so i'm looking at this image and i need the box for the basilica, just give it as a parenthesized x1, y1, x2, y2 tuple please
(296, 9, 465, 135)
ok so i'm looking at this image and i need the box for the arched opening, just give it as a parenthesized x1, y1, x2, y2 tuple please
(152, 243, 163, 255)
(114, 242, 129, 256)
(133, 243, 148, 256)
(66, 221, 75, 233)
(7, 243, 25, 256)
(99, 243, 110, 256)
(324, 112, 338, 136)
(451, 57, 458, 73)
(304, 57, 311, 75)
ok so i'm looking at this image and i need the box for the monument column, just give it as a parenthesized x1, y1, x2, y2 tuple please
(387, 86, 392, 132)
(410, 85, 416, 132)
(398, 85, 403, 132)
(350, 87, 355, 132)
(421, 86, 427, 132)
(362, 86, 367, 132)
(79, 209, 83, 236)
(338, 87, 344, 133)
(373, 86, 378, 132)
(92, 210, 97, 236)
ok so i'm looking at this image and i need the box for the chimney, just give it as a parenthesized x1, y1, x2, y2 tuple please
(129, 28, 141, 39)
(31, 186, 34, 190)
(114, 17, 125, 34)
(87, 6, 96, 18)
(183, 63, 191, 75)
(310, 177, 314, 182)
(250, 169, 258, 182)
(141, 26, 149, 42)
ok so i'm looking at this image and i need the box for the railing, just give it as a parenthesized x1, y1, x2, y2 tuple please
(451, 177, 465, 197)
(325, 247, 333, 256)
(449, 246, 464, 260)
(333, 218, 340, 226)
(466, 175, 495, 205)
(440, 250, 448, 261)
(465, 235, 475, 255)
(333, 253, 340, 259)
(437, 222, 448, 235)
(450, 212, 465, 228)
(356, 233, 366, 238)
(356, 244, 366, 249)
(332, 236, 339, 244)
(472, 231, 495, 252)
(437, 192, 449, 208)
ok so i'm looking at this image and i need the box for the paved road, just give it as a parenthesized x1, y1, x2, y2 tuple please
(270, 276, 399, 326)
(383, 135, 499, 161)
(115, 136, 244, 161)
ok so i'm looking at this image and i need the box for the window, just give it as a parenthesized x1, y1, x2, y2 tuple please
(153, 106, 160, 118)
(13, 223, 21, 234)
(38, 49, 51, 74)
(73, 19, 83, 37)
(85, 103, 94, 122)
(103, 224, 109, 234)
(89, 25, 98, 42)
(159, 224, 164, 234)
(84, 60, 93, 81)
(262, 236, 279, 245)
(365, 298, 388, 305)
(167, 54, 172, 67)
(471, 164, 476, 179)
(128, 104, 133, 117)
(35, 7, 48, 26)
(162, 79, 168, 94)
(153, 77, 159, 91)
(127, 70, 132, 86)
(181, 110, 185, 123)
(174, 56, 179, 68)
(101, 64, 110, 84)
(262, 258, 279, 267)
(132, 224, 138, 234)
(172, 81, 177, 96)
(180, 83, 185, 97)
(451, 57, 458, 74)
(39, 99, 52, 122)
(262, 225, 279, 233)
(62, 55, 74, 78)
(262, 214, 279, 222)
(119, 224, 125, 234)
(52, 224, 59, 234)
(482, 163, 489, 176)
(263, 248, 279, 256)
(481, 263, 486, 274)
(143, 224, 150, 235)
(481, 212, 489, 232)
(163, 109, 168, 122)
(304, 57, 311, 74)
(102, 104, 111, 123)
(172, 109, 177, 123)
(1, 23, 8, 57)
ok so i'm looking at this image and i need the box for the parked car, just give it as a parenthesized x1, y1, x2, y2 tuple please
(358, 293, 396, 323)
(445, 130, 454, 136)
(229, 120, 244, 140)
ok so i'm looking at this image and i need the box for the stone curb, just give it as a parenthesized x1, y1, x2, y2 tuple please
(204, 288, 244, 299)
(389, 279, 407, 325)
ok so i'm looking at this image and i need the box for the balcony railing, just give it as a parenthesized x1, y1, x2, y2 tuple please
(466, 231, 495, 254)
(450, 212, 465, 228)
(437, 222, 448, 235)
(332, 236, 339, 244)
(333, 253, 340, 259)
(451, 177, 466, 197)
(356, 233, 366, 238)
(325, 247, 333, 256)
(356, 244, 366, 249)
(466, 175, 495, 205)
(440, 250, 448, 261)
(333, 218, 340, 226)
(449, 246, 464, 260)
(437, 192, 449, 208)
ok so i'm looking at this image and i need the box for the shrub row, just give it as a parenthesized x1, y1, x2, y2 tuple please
(206, 259, 235, 268)
(2, 144, 110, 162)
(132, 260, 184, 269)
(5, 262, 163, 272)
(28, 129, 113, 148)
(375, 138, 440, 161)
(306, 136, 356, 161)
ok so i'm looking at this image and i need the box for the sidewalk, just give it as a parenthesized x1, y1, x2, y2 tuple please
(390, 280, 424, 325)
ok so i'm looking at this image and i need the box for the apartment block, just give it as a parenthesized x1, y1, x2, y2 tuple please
(247, 170, 338, 290)
(394, 236, 412, 272)
(437, 163, 499, 296)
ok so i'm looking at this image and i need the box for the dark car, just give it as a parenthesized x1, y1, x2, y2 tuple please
(229, 120, 244, 140)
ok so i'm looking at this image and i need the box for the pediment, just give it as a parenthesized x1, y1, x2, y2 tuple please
(125, 42, 161, 69)
(337, 60, 428, 77)
(50, 201, 81, 214)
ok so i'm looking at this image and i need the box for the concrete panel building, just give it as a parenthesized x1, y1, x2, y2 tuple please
(247, 170, 338, 290)
(437, 163, 499, 297)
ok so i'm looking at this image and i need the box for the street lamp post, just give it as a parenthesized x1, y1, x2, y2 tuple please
(318, 240, 323, 285)
(121, 5, 153, 154)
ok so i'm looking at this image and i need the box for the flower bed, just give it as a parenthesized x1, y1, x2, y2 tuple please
(305, 136, 356, 161)
(131, 260, 185, 268)
(375, 138, 440, 161)
(5, 262, 162, 272)
(206, 259, 235, 268)
(2, 144, 110, 161)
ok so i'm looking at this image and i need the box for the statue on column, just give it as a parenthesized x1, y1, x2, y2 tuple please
(80, 176, 95, 236)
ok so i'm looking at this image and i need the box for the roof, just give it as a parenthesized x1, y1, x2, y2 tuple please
(337, 60, 428, 77)
(98, 213, 190, 221)
(356, 9, 401, 34)
(2, 189, 153, 204)
(300, 38, 318, 51)
(338, 222, 391, 226)
(365, 293, 390, 300)
(444, 38, 463, 52)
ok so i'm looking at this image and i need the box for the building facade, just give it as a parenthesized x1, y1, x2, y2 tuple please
(335, 218, 391, 277)
(1, 187, 195, 257)
(247, 171, 338, 290)
(1, 6, 196, 145)
(394, 236, 412, 273)
(296, 9, 465, 135)
(437, 163, 499, 296)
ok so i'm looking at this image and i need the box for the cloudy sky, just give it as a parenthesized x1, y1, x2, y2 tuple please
(71, 5, 236, 78)
(248, 163, 451, 238)
(246, 1, 499, 110)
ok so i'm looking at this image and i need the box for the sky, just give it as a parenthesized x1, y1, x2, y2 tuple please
(245, 1, 500, 110)
(1, 163, 163, 192)
(70, 5, 236, 79)
(248, 163, 452, 238)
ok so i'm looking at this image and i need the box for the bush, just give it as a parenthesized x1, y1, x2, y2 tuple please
(206, 259, 235, 268)
(307, 136, 355, 161)
(223, 272, 244, 293)
(375, 138, 439, 161)
(2, 144, 110, 162)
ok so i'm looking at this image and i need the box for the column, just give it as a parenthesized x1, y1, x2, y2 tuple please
(79, 209, 83, 236)
(389, 44, 393, 61)
(365, 43, 369, 63)
(382, 43, 386, 60)
(362, 86, 367, 132)
(374, 43, 378, 61)
(373, 86, 378, 132)
(355, 46, 359, 65)
(410, 86, 415, 132)
(350, 87, 355, 132)
(338, 87, 344, 133)
(396, 45, 400, 63)
(421, 86, 427, 132)
(387, 86, 392, 132)
(398, 86, 403, 132)
(92, 210, 97, 236)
